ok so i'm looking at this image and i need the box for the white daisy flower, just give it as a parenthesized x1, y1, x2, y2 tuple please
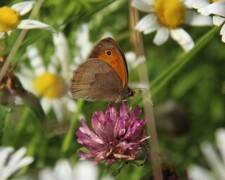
(38, 159, 113, 180)
(0, 146, 34, 180)
(16, 33, 77, 121)
(188, 128, 225, 180)
(0, 1, 53, 39)
(185, 0, 225, 43)
(132, 0, 213, 51)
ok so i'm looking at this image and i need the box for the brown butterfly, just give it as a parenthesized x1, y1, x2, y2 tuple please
(70, 37, 134, 102)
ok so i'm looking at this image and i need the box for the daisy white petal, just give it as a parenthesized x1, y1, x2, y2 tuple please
(184, 0, 195, 8)
(125, 51, 136, 62)
(0, 33, 4, 39)
(0, 147, 14, 168)
(27, 46, 45, 75)
(131, 0, 153, 12)
(13, 157, 34, 173)
(143, 0, 155, 6)
(213, 16, 225, 26)
(170, 28, 194, 52)
(125, 51, 137, 69)
(201, 142, 225, 179)
(188, 164, 213, 180)
(73, 161, 98, 180)
(54, 159, 73, 179)
(14, 96, 24, 105)
(216, 128, 225, 163)
(199, 1, 225, 17)
(53, 32, 69, 77)
(0, 146, 33, 180)
(40, 98, 52, 115)
(72, 24, 92, 71)
(143, 21, 160, 34)
(53, 100, 64, 120)
(185, 10, 213, 26)
(75, 24, 92, 59)
(11, 1, 34, 16)
(16, 73, 36, 95)
(39, 159, 100, 180)
(188, 128, 225, 179)
(192, 0, 210, 9)
(135, 14, 157, 32)
(221, 32, 225, 43)
(125, 52, 145, 70)
(47, 59, 58, 74)
(18, 19, 53, 31)
(220, 23, 225, 37)
(65, 98, 77, 112)
(39, 168, 54, 180)
(153, 27, 169, 45)
(8, 147, 28, 167)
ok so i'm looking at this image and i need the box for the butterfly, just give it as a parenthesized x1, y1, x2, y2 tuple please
(70, 37, 134, 102)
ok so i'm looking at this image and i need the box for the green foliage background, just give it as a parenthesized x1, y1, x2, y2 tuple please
(0, 0, 225, 179)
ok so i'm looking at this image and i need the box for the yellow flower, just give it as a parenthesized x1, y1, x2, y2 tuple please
(0, 1, 52, 39)
(34, 72, 67, 99)
(132, 0, 213, 51)
(16, 44, 77, 121)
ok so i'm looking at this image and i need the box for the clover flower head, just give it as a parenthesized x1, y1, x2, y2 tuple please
(76, 103, 150, 164)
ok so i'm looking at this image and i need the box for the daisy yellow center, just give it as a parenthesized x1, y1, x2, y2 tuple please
(34, 73, 67, 99)
(154, 0, 185, 29)
(211, 0, 220, 2)
(0, 6, 20, 32)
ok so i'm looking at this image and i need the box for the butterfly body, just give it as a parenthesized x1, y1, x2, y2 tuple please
(70, 37, 134, 102)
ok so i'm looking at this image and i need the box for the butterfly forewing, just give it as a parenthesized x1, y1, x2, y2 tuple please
(88, 37, 128, 88)
(70, 37, 135, 102)
(70, 59, 124, 101)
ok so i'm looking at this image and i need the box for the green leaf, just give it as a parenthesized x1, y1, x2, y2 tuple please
(0, 104, 11, 142)
(151, 26, 220, 96)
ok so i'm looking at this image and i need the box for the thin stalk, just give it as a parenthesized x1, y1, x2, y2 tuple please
(61, 99, 84, 155)
(129, 1, 163, 180)
(151, 26, 220, 96)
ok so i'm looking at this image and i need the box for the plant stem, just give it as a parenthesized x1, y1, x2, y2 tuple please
(129, 1, 163, 180)
(61, 99, 84, 155)
(151, 26, 220, 96)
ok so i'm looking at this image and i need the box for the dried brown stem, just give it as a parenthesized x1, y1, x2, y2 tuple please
(129, 1, 163, 179)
